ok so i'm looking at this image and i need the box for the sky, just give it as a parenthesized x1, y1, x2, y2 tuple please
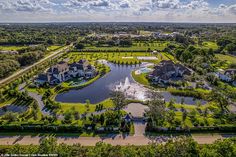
(0, 0, 236, 23)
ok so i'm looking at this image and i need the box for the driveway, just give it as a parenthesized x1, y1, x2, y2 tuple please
(124, 103, 149, 118)
(124, 103, 149, 136)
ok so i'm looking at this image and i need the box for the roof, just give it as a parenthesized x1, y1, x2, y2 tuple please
(124, 114, 132, 120)
(224, 69, 236, 75)
(49, 61, 69, 74)
(37, 74, 48, 81)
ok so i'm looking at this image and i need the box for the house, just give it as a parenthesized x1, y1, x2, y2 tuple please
(69, 59, 97, 78)
(35, 59, 96, 85)
(214, 72, 232, 82)
(149, 60, 192, 84)
(224, 69, 236, 77)
(123, 114, 132, 122)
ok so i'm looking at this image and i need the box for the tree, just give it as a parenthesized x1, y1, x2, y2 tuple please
(146, 92, 166, 127)
(168, 98, 176, 110)
(0, 90, 5, 103)
(110, 91, 127, 111)
(39, 137, 57, 154)
(182, 108, 188, 122)
(166, 110, 175, 125)
(2, 112, 17, 122)
(209, 90, 229, 113)
(75, 43, 85, 50)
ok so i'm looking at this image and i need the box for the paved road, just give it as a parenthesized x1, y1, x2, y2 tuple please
(28, 92, 51, 116)
(0, 44, 73, 87)
(124, 103, 149, 136)
(18, 82, 51, 116)
(0, 134, 234, 146)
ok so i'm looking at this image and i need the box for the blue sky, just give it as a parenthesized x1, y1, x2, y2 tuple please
(0, 0, 236, 22)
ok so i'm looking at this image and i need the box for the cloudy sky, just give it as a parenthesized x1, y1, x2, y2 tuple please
(0, 0, 236, 23)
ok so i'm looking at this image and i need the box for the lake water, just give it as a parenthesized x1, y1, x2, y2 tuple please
(55, 63, 207, 105)
(0, 105, 28, 116)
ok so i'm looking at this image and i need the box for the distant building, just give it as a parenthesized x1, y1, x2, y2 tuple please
(149, 60, 192, 84)
(0, 50, 18, 55)
(224, 69, 236, 77)
(35, 59, 96, 85)
(213, 71, 233, 82)
(211, 69, 236, 85)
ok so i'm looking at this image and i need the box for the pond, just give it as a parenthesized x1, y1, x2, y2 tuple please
(0, 105, 28, 116)
(55, 63, 207, 105)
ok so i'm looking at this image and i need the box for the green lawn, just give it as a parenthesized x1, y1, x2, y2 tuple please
(67, 52, 171, 65)
(47, 45, 62, 51)
(131, 71, 150, 86)
(0, 98, 17, 108)
(84, 41, 170, 51)
(216, 54, 236, 64)
(202, 41, 218, 50)
(0, 45, 27, 51)
(214, 54, 236, 69)
(60, 99, 114, 114)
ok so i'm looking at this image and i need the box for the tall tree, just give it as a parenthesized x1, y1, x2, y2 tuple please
(110, 91, 127, 111)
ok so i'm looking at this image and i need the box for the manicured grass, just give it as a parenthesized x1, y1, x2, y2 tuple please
(131, 71, 150, 86)
(60, 99, 114, 114)
(216, 54, 236, 64)
(47, 45, 62, 51)
(214, 54, 236, 69)
(0, 98, 17, 107)
(84, 41, 170, 51)
(0, 45, 27, 51)
(202, 41, 218, 50)
(67, 52, 170, 65)
(129, 123, 135, 135)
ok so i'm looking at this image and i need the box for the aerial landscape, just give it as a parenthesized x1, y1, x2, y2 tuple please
(0, 0, 236, 156)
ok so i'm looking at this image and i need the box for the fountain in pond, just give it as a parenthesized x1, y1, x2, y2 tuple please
(114, 77, 149, 101)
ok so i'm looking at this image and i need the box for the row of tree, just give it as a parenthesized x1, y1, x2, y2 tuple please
(0, 136, 235, 157)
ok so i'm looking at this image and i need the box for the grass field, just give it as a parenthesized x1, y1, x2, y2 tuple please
(214, 54, 236, 69)
(202, 41, 218, 50)
(216, 54, 236, 64)
(60, 99, 114, 114)
(0, 46, 27, 51)
(67, 52, 171, 65)
(84, 41, 170, 51)
(131, 71, 150, 86)
(47, 45, 62, 51)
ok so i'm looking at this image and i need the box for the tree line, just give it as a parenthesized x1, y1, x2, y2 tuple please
(0, 136, 235, 157)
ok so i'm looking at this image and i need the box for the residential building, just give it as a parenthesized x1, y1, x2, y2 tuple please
(35, 59, 96, 85)
(148, 60, 192, 84)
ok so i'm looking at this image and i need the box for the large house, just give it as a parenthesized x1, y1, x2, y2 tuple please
(211, 69, 236, 86)
(35, 60, 96, 85)
(148, 60, 192, 84)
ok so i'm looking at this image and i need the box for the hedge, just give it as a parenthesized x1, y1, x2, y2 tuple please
(146, 125, 236, 133)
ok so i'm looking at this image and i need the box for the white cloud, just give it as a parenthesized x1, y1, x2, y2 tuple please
(152, 0, 180, 9)
(0, 0, 235, 22)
